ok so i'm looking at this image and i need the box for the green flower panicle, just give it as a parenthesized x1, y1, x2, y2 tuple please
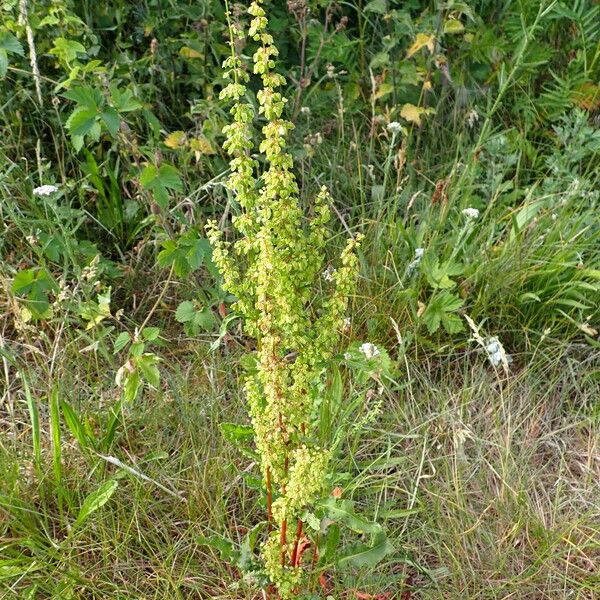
(208, 1, 361, 595)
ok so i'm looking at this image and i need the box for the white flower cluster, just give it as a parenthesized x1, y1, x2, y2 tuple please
(407, 247, 425, 274)
(462, 207, 480, 220)
(33, 184, 58, 197)
(359, 342, 380, 359)
(322, 265, 336, 282)
(387, 121, 402, 134)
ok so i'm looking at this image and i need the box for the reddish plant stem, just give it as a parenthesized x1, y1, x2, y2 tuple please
(290, 519, 303, 566)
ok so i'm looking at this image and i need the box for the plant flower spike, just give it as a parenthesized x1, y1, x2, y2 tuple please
(207, 1, 362, 596)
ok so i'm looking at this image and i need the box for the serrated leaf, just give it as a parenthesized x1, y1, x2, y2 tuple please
(66, 107, 98, 137)
(175, 301, 196, 323)
(62, 86, 101, 109)
(49, 37, 86, 63)
(110, 86, 141, 112)
(337, 530, 394, 569)
(142, 327, 160, 341)
(73, 480, 118, 529)
(406, 33, 435, 58)
(193, 307, 215, 331)
(101, 107, 121, 136)
(0, 32, 25, 55)
(113, 331, 131, 353)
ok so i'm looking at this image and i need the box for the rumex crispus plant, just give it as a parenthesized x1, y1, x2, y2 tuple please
(207, 0, 362, 596)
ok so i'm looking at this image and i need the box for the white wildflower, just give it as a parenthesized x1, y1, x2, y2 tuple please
(466, 109, 479, 128)
(359, 342, 380, 360)
(300, 106, 311, 116)
(26, 234, 38, 245)
(462, 207, 480, 220)
(343, 352, 352, 360)
(387, 121, 402, 134)
(407, 247, 425, 273)
(484, 336, 512, 368)
(322, 265, 336, 282)
(326, 64, 335, 78)
(343, 317, 351, 332)
(33, 184, 58, 197)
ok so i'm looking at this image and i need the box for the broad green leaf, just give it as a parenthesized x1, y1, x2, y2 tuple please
(62, 86, 101, 110)
(113, 331, 131, 353)
(444, 18, 464, 33)
(110, 86, 142, 112)
(175, 301, 196, 323)
(193, 307, 215, 331)
(320, 497, 381, 535)
(142, 327, 160, 341)
(66, 107, 98, 137)
(197, 533, 240, 561)
(337, 530, 394, 569)
(73, 480, 118, 528)
(364, 0, 387, 14)
(137, 354, 160, 387)
(0, 32, 25, 55)
(0, 49, 8, 78)
(219, 422, 254, 442)
(49, 37, 86, 63)
(124, 371, 141, 402)
(101, 107, 121, 136)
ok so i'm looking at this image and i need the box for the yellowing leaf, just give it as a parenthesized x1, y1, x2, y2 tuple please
(400, 103, 435, 126)
(164, 130, 187, 149)
(444, 19, 464, 34)
(374, 82, 394, 100)
(190, 136, 216, 155)
(180, 46, 202, 59)
(406, 33, 435, 58)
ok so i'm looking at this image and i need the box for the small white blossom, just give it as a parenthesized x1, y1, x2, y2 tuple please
(484, 336, 512, 368)
(300, 106, 311, 115)
(26, 234, 38, 245)
(359, 342, 380, 359)
(343, 352, 352, 360)
(407, 247, 425, 273)
(466, 109, 479, 128)
(387, 121, 402, 134)
(322, 265, 336, 282)
(33, 184, 58, 197)
(462, 207, 480, 220)
(326, 64, 335, 78)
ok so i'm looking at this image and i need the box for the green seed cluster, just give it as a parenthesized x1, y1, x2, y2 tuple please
(207, 1, 361, 594)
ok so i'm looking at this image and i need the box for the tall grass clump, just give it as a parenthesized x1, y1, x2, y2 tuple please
(207, 1, 363, 595)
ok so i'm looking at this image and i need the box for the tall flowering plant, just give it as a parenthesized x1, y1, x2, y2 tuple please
(207, 0, 362, 595)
